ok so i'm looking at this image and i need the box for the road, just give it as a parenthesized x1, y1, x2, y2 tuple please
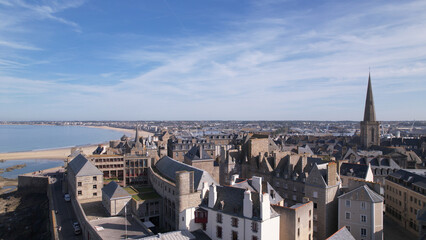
(49, 172, 82, 240)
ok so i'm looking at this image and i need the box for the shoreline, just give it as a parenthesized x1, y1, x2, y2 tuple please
(0, 125, 153, 161)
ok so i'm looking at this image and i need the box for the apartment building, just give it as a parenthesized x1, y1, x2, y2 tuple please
(338, 185, 383, 240)
(385, 169, 426, 237)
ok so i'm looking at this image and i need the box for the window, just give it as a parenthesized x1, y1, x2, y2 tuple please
(346, 200, 351, 207)
(252, 236, 258, 240)
(313, 191, 318, 198)
(361, 202, 366, 209)
(298, 228, 300, 236)
(345, 212, 351, 219)
(270, 190, 275, 199)
(93, 176, 97, 181)
(232, 217, 239, 227)
(217, 213, 222, 223)
(202, 223, 206, 231)
(361, 228, 367, 237)
(78, 182, 82, 187)
(216, 226, 222, 239)
(314, 203, 317, 209)
(78, 190, 82, 195)
(309, 220, 311, 229)
(346, 226, 351, 232)
(93, 192, 97, 196)
(309, 210, 312, 216)
(232, 231, 238, 240)
(293, 195, 297, 201)
(298, 217, 300, 223)
(93, 185, 97, 189)
(361, 215, 367, 223)
(251, 222, 258, 233)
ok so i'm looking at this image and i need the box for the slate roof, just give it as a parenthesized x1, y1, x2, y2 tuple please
(326, 226, 356, 240)
(388, 169, 426, 190)
(358, 157, 400, 169)
(102, 181, 131, 200)
(68, 154, 102, 177)
(340, 163, 369, 179)
(155, 156, 217, 191)
(202, 185, 279, 220)
(184, 145, 213, 161)
(338, 185, 383, 203)
(231, 178, 284, 205)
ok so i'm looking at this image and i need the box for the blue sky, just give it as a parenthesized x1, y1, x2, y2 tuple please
(0, 0, 425, 121)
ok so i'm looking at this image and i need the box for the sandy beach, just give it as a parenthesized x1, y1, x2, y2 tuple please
(0, 125, 153, 161)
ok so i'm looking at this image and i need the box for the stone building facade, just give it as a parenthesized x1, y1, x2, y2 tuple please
(67, 154, 103, 202)
(385, 169, 426, 237)
(338, 185, 383, 240)
(273, 200, 314, 240)
(148, 156, 217, 231)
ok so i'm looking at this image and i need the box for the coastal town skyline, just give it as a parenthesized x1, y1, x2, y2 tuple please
(1, 0, 426, 121)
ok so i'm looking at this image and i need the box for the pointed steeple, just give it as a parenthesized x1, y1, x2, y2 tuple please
(363, 73, 376, 122)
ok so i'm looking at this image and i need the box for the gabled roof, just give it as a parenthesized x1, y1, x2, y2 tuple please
(68, 154, 102, 177)
(155, 156, 217, 190)
(338, 185, 383, 203)
(326, 226, 356, 240)
(203, 185, 279, 219)
(102, 181, 131, 200)
(340, 163, 369, 179)
(184, 145, 213, 161)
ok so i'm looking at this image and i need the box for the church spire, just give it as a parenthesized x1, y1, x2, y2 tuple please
(363, 72, 376, 122)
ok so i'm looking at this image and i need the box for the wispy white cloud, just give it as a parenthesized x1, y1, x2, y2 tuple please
(1, 0, 425, 120)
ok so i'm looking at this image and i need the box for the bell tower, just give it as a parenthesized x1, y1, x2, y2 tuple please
(360, 73, 380, 148)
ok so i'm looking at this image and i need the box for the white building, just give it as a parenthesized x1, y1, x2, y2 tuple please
(188, 176, 280, 240)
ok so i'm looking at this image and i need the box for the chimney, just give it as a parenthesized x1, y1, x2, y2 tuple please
(303, 197, 310, 203)
(243, 189, 253, 218)
(260, 193, 270, 220)
(201, 182, 209, 199)
(327, 162, 338, 186)
(199, 145, 203, 159)
(208, 184, 217, 208)
(251, 176, 262, 193)
(231, 174, 239, 185)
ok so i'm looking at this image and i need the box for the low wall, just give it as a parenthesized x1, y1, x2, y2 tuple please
(18, 175, 48, 192)
(70, 198, 102, 240)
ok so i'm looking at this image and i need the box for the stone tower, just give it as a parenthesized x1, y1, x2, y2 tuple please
(360, 73, 380, 148)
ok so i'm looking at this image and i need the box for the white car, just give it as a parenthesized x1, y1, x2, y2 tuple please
(64, 194, 71, 202)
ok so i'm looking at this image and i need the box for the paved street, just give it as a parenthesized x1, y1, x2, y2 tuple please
(49, 172, 82, 240)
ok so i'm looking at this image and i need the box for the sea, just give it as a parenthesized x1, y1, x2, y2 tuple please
(0, 124, 129, 179)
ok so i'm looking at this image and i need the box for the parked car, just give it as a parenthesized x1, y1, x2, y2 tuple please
(72, 222, 81, 235)
(64, 194, 70, 202)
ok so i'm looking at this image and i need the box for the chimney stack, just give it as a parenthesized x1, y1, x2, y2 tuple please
(208, 184, 217, 208)
(260, 193, 270, 220)
(327, 162, 338, 186)
(243, 189, 253, 218)
(252, 176, 262, 193)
